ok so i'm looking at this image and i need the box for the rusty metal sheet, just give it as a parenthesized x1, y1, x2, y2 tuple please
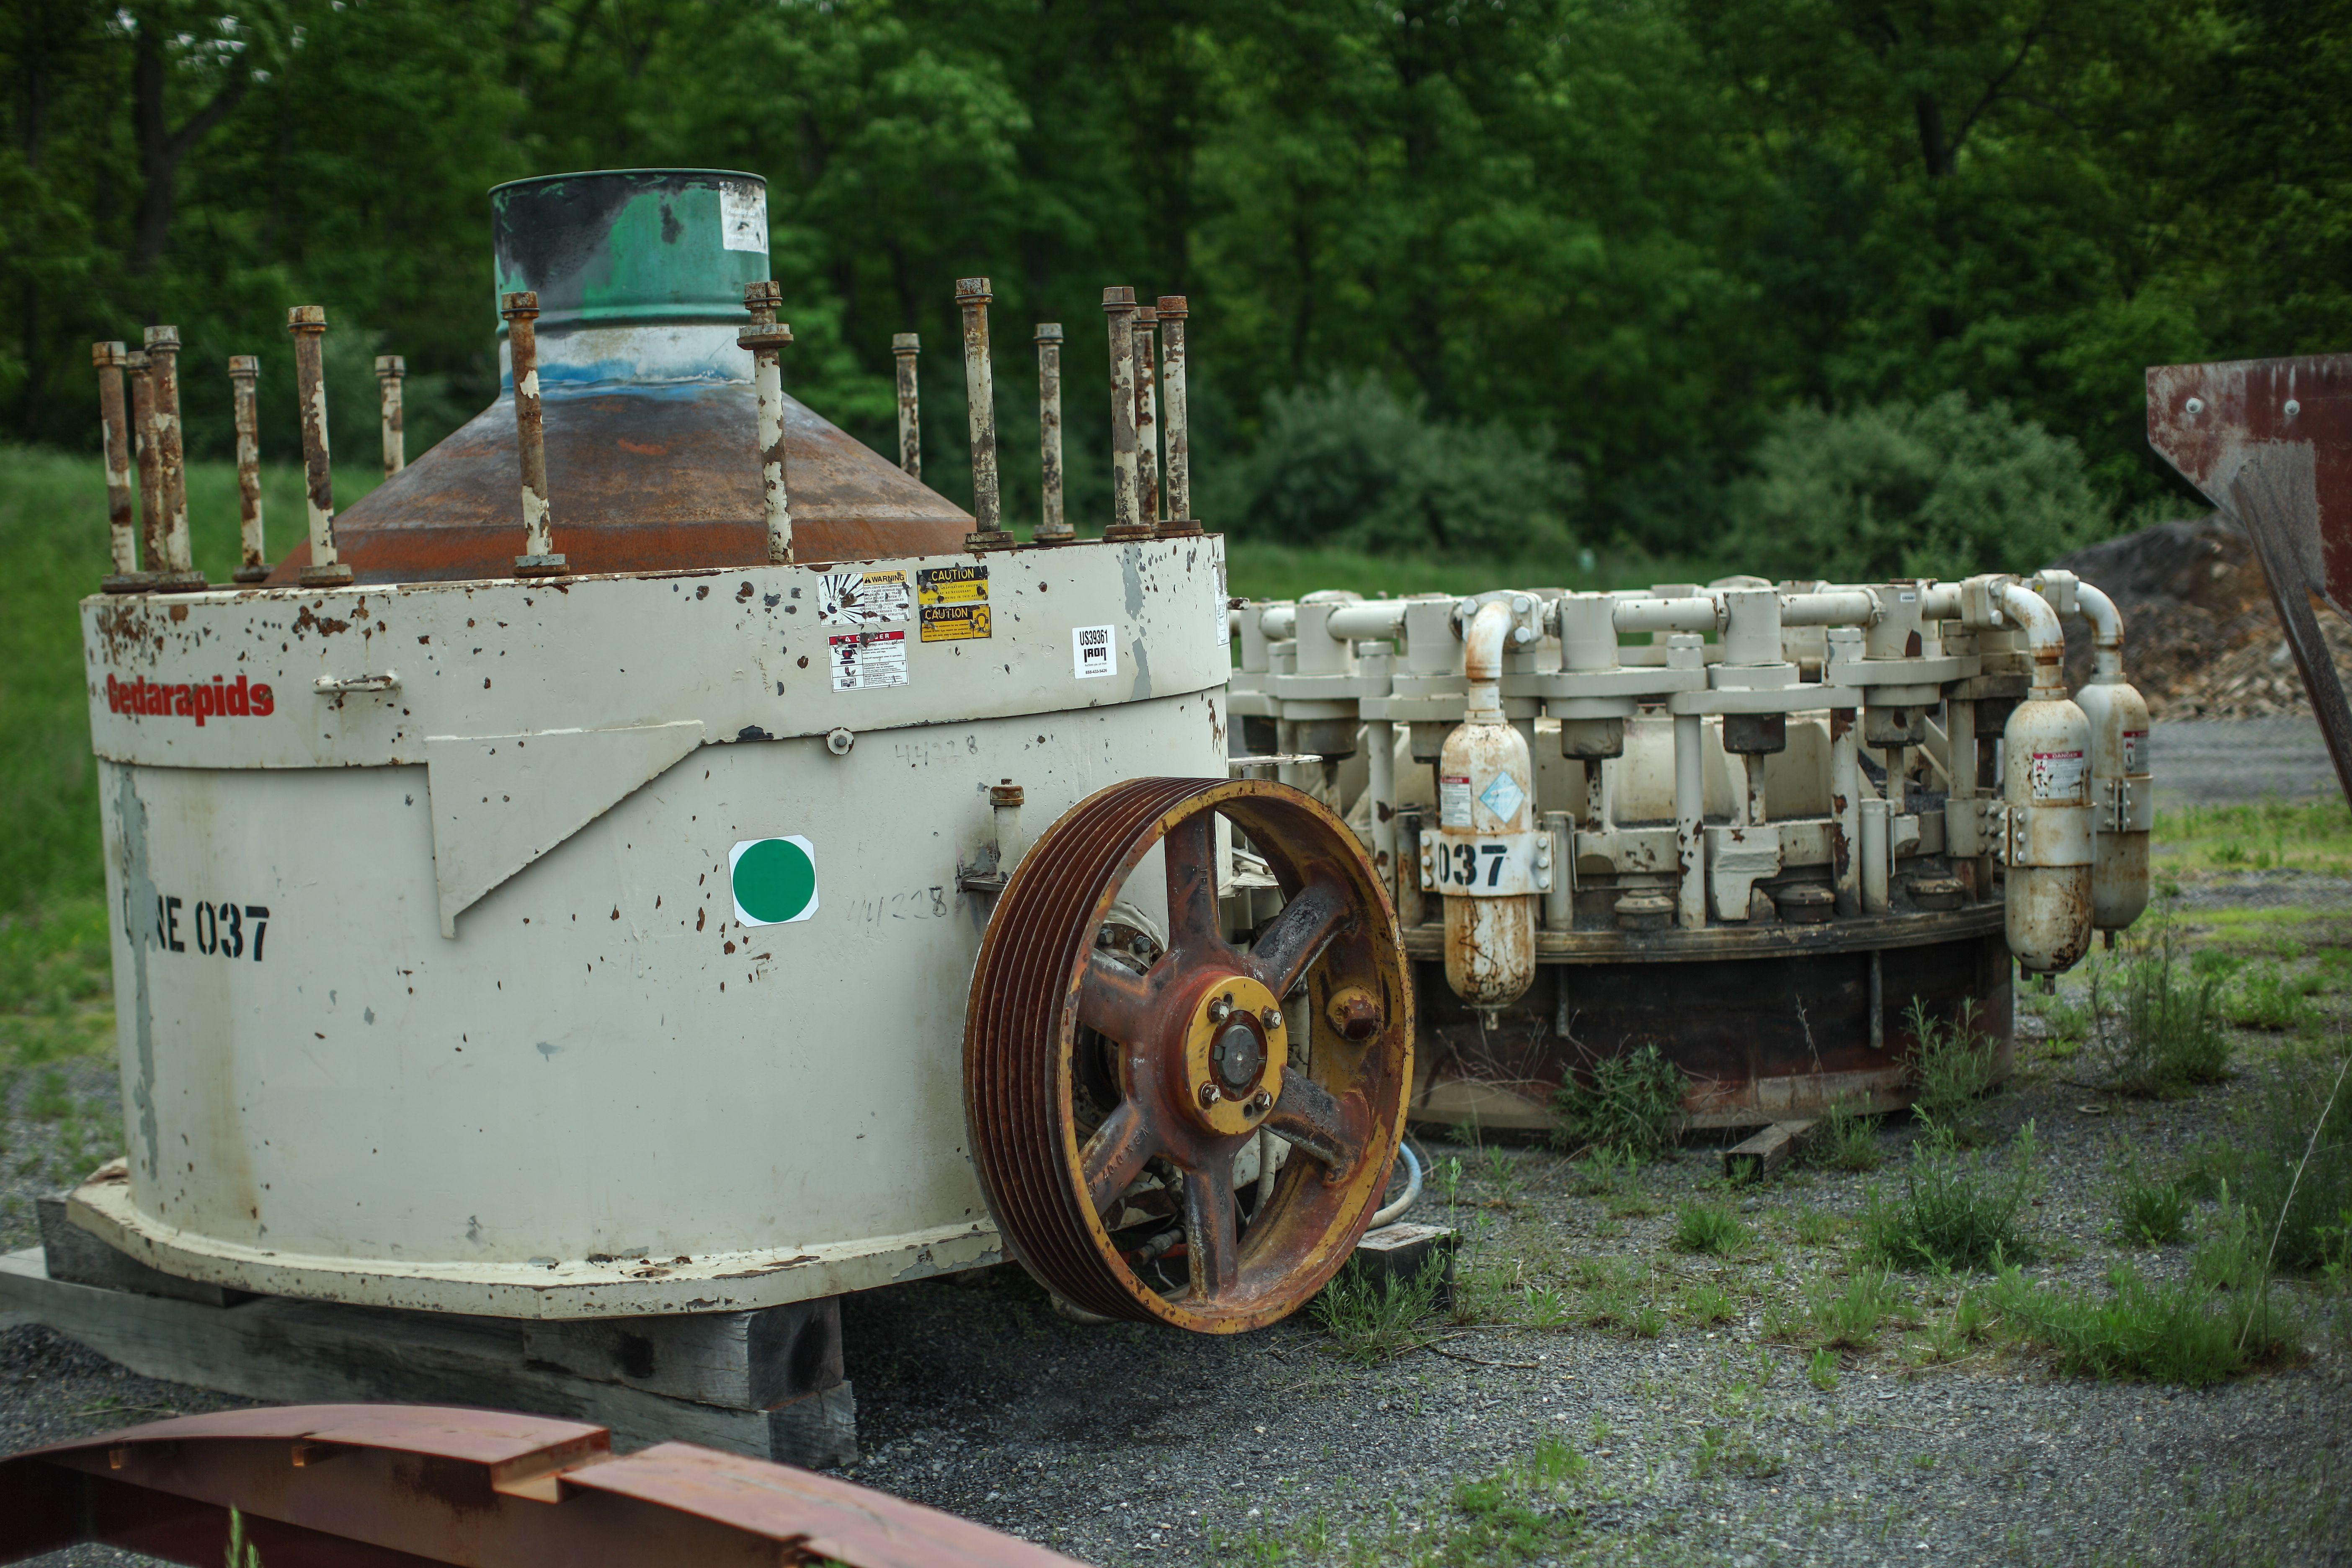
(0, 1404, 1089, 1568)
(273, 384, 972, 585)
(2147, 355, 2352, 799)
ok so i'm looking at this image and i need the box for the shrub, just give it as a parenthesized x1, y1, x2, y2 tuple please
(1313, 1253, 1446, 1364)
(2228, 1050, 2352, 1273)
(1807, 1094, 1884, 1172)
(1986, 1262, 2299, 1386)
(1671, 1201, 1748, 1257)
(1861, 1122, 2042, 1272)
(2094, 924, 2231, 1093)
(2109, 1142, 2190, 1247)
(1551, 1043, 1687, 1161)
(1220, 375, 1581, 558)
(1906, 1000, 1999, 1143)
(1722, 393, 2107, 582)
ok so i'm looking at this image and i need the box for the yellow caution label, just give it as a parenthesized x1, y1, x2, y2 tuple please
(917, 564, 988, 606)
(921, 603, 992, 642)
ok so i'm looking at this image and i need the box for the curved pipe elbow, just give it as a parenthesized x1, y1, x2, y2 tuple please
(1462, 598, 1514, 717)
(1998, 581, 2067, 691)
(2076, 581, 2125, 682)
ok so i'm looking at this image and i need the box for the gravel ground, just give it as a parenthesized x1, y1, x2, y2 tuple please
(2152, 718, 2338, 809)
(4, 804, 2348, 1566)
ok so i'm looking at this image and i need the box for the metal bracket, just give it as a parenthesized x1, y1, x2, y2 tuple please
(1419, 827, 1553, 896)
(314, 671, 399, 695)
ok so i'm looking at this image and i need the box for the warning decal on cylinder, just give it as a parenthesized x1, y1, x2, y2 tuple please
(819, 570, 911, 626)
(730, 836, 818, 925)
(829, 629, 908, 690)
(2030, 749, 2086, 800)
(2122, 729, 2147, 774)
(918, 565, 990, 642)
(1478, 772, 1527, 825)
(1439, 773, 1473, 828)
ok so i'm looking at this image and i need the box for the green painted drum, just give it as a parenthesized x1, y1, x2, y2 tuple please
(489, 169, 770, 331)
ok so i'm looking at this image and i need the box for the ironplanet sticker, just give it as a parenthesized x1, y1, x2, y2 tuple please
(829, 629, 908, 690)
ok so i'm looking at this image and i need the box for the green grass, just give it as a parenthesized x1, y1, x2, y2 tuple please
(1311, 1253, 1448, 1364)
(2222, 961, 2324, 1032)
(2091, 921, 2233, 1094)
(2153, 797, 2352, 877)
(1904, 998, 2000, 1144)
(1670, 1199, 1748, 1256)
(1987, 1258, 2301, 1386)
(2109, 1141, 2192, 1247)
(1806, 1095, 1885, 1172)
(1803, 1264, 1914, 1348)
(1860, 1122, 2043, 1273)
(1550, 1042, 1687, 1160)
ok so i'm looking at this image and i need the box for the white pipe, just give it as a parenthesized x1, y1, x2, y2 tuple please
(1996, 581, 2067, 695)
(1463, 599, 1514, 721)
(1614, 596, 1718, 635)
(1674, 711, 1705, 929)
(1366, 718, 1397, 882)
(1860, 796, 1890, 914)
(1832, 712, 1861, 916)
(1778, 589, 1879, 627)
(1259, 604, 1298, 641)
(2075, 581, 2125, 683)
(1920, 582, 1963, 620)
(1325, 602, 1412, 642)
(1369, 1141, 1423, 1228)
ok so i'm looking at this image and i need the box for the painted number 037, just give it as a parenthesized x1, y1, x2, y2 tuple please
(156, 895, 269, 961)
(1440, 843, 1509, 889)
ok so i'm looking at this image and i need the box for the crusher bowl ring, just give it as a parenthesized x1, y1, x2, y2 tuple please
(963, 777, 1413, 1333)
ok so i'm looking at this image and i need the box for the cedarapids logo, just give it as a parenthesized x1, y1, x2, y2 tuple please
(106, 673, 276, 725)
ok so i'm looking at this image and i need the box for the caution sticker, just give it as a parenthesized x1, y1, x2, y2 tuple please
(1073, 624, 1117, 680)
(819, 569, 911, 627)
(922, 603, 992, 642)
(918, 564, 988, 605)
(730, 836, 818, 925)
(829, 629, 909, 690)
(2030, 749, 2086, 800)
(2122, 729, 2147, 774)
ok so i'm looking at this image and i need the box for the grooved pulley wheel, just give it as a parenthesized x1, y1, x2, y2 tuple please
(964, 777, 1413, 1333)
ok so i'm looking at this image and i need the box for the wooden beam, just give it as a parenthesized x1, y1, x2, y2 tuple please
(1722, 1120, 1816, 1184)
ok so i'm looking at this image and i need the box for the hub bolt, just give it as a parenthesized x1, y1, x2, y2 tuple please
(1198, 1082, 1221, 1108)
(1251, 1090, 1272, 1112)
(1261, 1006, 1284, 1032)
(1207, 995, 1232, 1024)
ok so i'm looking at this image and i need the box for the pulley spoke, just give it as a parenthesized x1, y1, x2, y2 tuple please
(1076, 952, 1160, 1045)
(1081, 1101, 1159, 1213)
(1181, 1162, 1241, 1301)
(1246, 880, 1349, 998)
(1162, 811, 1228, 955)
(1265, 1066, 1365, 1174)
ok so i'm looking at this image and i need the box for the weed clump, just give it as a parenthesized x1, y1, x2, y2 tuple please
(2225, 1050, 2352, 1273)
(1804, 1264, 1914, 1348)
(1807, 1094, 1884, 1171)
(1671, 1200, 1748, 1256)
(1860, 1122, 2042, 1272)
(1905, 1000, 1999, 1143)
(2092, 923, 2231, 1094)
(1550, 1043, 1686, 1161)
(2108, 1140, 2189, 1246)
(1312, 1253, 1447, 1364)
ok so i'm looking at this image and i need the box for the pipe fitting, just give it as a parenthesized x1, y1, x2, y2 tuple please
(288, 305, 355, 588)
(502, 291, 567, 578)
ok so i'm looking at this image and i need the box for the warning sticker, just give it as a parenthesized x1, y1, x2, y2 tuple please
(819, 570, 910, 627)
(918, 565, 991, 642)
(1073, 624, 1117, 680)
(2030, 749, 2087, 800)
(1439, 773, 1474, 828)
(730, 836, 817, 926)
(719, 181, 769, 253)
(1210, 559, 1229, 646)
(917, 564, 988, 605)
(1479, 771, 1527, 825)
(2122, 729, 2148, 774)
(922, 603, 991, 642)
(829, 629, 908, 691)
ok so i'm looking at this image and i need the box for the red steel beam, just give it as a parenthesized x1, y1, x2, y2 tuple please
(0, 1405, 1089, 1568)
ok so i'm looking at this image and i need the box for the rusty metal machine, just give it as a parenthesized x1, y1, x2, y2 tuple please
(1227, 567, 2156, 1133)
(30, 169, 1415, 1462)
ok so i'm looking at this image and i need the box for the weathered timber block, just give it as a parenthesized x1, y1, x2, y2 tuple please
(35, 1192, 251, 1309)
(0, 1248, 855, 1468)
(1346, 1222, 1457, 1305)
(1722, 1119, 1816, 1184)
(521, 1297, 843, 1410)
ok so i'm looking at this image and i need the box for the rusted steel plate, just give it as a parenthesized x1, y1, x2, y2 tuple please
(270, 385, 972, 585)
(2148, 355, 2352, 800)
(0, 1404, 1088, 1568)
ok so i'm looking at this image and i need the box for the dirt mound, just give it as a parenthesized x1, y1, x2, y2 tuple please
(2054, 514, 2352, 719)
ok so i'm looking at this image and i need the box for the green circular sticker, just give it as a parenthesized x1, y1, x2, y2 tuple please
(730, 836, 818, 925)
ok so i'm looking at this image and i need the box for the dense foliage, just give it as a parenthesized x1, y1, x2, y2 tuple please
(5, 0, 2349, 558)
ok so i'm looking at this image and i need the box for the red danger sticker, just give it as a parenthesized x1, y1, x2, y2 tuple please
(2030, 748, 2086, 800)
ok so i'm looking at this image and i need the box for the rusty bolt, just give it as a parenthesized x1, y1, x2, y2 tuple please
(1251, 1090, 1272, 1113)
(1261, 1006, 1284, 1033)
(1207, 995, 1232, 1024)
(1325, 987, 1383, 1043)
(1198, 1081, 1221, 1109)
(229, 355, 268, 582)
(988, 780, 1025, 808)
(93, 340, 143, 589)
